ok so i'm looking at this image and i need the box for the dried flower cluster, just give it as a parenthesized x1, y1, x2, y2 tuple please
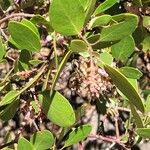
(69, 57, 114, 101)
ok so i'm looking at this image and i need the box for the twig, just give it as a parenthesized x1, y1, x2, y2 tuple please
(0, 28, 8, 40)
(0, 140, 17, 149)
(117, 106, 131, 112)
(0, 13, 35, 25)
(78, 142, 84, 150)
(89, 134, 128, 150)
(32, 120, 40, 131)
(114, 116, 120, 140)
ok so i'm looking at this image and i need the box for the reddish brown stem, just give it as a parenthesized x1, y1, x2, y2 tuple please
(0, 13, 35, 25)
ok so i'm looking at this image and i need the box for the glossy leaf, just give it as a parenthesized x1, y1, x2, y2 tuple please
(111, 36, 135, 62)
(18, 137, 33, 150)
(64, 124, 92, 147)
(42, 91, 76, 127)
(89, 15, 112, 28)
(21, 19, 39, 37)
(94, 0, 119, 15)
(119, 67, 143, 79)
(49, 0, 85, 35)
(0, 90, 20, 106)
(30, 130, 54, 150)
(0, 36, 5, 60)
(8, 21, 41, 52)
(137, 128, 150, 138)
(0, 100, 19, 121)
(100, 14, 138, 41)
(104, 65, 145, 112)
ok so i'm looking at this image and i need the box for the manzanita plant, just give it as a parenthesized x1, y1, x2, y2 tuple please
(0, 0, 150, 149)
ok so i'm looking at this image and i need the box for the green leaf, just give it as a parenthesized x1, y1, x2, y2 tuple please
(100, 14, 138, 41)
(0, 36, 5, 60)
(145, 95, 150, 113)
(119, 67, 143, 79)
(29, 60, 44, 66)
(130, 103, 144, 128)
(8, 21, 41, 52)
(70, 39, 88, 52)
(104, 65, 145, 113)
(137, 128, 150, 138)
(133, 0, 143, 6)
(79, 0, 90, 10)
(64, 124, 92, 147)
(99, 52, 113, 66)
(49, 0, 85, 35)
(42, 91, 76, 127)
(21, 19, 39, 37)
(0, 90, 20, 106)
(141, 33, 150, 53)
(85, 0, 96, 23)
(70, 39, 89, 57)
(143, 16, 150, 28)
(31, 15, 53, 32)
(94, 0, 119, 15)
(89, 15, 112, 28)
(0, 0, 11, 10)
(111, 36, 135, 62)
(0, 100, 19, 121)
(50, 51, 72, 93)
(30, 130, 54, 150)
(18, 137, 33, 150)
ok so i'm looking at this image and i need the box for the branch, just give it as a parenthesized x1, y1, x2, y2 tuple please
(89, 134, 128, 150)
(0, 13, 35, 25)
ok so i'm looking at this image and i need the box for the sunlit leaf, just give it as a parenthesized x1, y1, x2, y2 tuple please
(64, 124, 92, 147)
(104, 65, 145, 112)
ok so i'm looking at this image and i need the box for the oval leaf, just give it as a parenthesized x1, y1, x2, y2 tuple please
(137, 128, 150, 138)
(130, 103, 144, 128)
(104, 65, 145, 113)
(0, 100, 19, 121)
(18, 138, 33, 150)
(111, 36, 135, 62)
(100, 14, 138, 41)
(0, 90, 19, 106)
(70, 39, 89, 57)
(49, 0, 85, 35)
(42, 91, 76, 127)
(8, 21, 41, 52)
(30, 130, 54, 150)
(94, 0, 118, 15)
(119, 67, 143, 79)
(89, 15, 112, 28)
(21, 19, 39, 37)
(64, 124, 92, 147)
